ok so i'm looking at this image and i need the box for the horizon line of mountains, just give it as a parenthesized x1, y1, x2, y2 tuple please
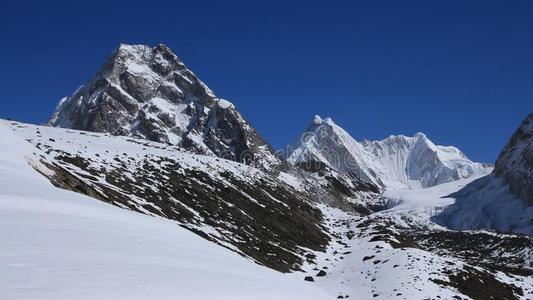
(44, 43, 531, 203)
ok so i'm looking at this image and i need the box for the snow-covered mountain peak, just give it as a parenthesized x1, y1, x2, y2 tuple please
(414, 131, 428, 138)
(288, 117, 492, 190)
(48, 43, 279, 168)
(116, 43, 182, 65)
(311, 115, 335, 126)
(286, 116, 382, 186)
(365, 132, 491, 189)
(307, 116, 352, 140)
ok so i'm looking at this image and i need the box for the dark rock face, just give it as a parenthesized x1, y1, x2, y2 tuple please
(48, 44, 279, 168)
(494, 113, 533, 205)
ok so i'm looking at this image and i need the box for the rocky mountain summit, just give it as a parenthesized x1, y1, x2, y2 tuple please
(494, 113, 533, 205)
(48, 44, 279, 168)
(286, 115, 491, 190)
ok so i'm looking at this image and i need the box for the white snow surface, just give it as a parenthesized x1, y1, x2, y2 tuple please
(1, 118, 531, 299)
(0, 121, 330, 300)
(379, 174, 533, 235)
(216, 98, 234, 109)
(287, 116, 491, 190)
(378, 176, 483, 229)
(433, 175, 533, 235)
(303, 205, 480, 300)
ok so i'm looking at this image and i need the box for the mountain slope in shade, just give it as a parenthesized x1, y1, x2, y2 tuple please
(429, 113, 533, 234)
(433, 175, 533, 234)
(0, 122, 329, 300)
(48, 44, 279, 168)
(286, 115, 491, 190)
(494, 113, 533, 205)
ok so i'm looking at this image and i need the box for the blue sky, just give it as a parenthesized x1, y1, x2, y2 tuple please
(1, 0, 531, 163)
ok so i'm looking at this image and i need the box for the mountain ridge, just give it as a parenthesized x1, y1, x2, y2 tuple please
(286, 115, 492, 190)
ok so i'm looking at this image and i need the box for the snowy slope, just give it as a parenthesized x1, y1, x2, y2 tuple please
(2, 119, 531, 299)
(371, 113, 533, 235)
(377, 174, 533, 235)
(301, 204, 533, 300)
(6, 120, 329, 273)
(434, 175, 533, 234)
(0, 121, 331, 300)
(419, 113, 533, 235)
(287, 115, 491, 190)
(379, 177, 479, 229)
(302, 205, 469, 299)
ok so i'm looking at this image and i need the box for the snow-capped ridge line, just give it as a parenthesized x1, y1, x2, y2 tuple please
(286, 115, 492, 190)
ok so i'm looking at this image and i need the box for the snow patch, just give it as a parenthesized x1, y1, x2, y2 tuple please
(217, 98, 234, 109)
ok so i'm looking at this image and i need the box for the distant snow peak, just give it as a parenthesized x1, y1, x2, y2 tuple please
(287, 116, 492, 190)
(414, 132, 427, 139)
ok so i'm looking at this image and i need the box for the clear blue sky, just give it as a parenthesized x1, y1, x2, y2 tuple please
(1, 0, 531, 163)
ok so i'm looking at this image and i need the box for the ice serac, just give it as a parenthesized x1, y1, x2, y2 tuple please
(494, 113, 533, 205)
(287, 115, 491, 190)
(48, 44, 279, 168)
